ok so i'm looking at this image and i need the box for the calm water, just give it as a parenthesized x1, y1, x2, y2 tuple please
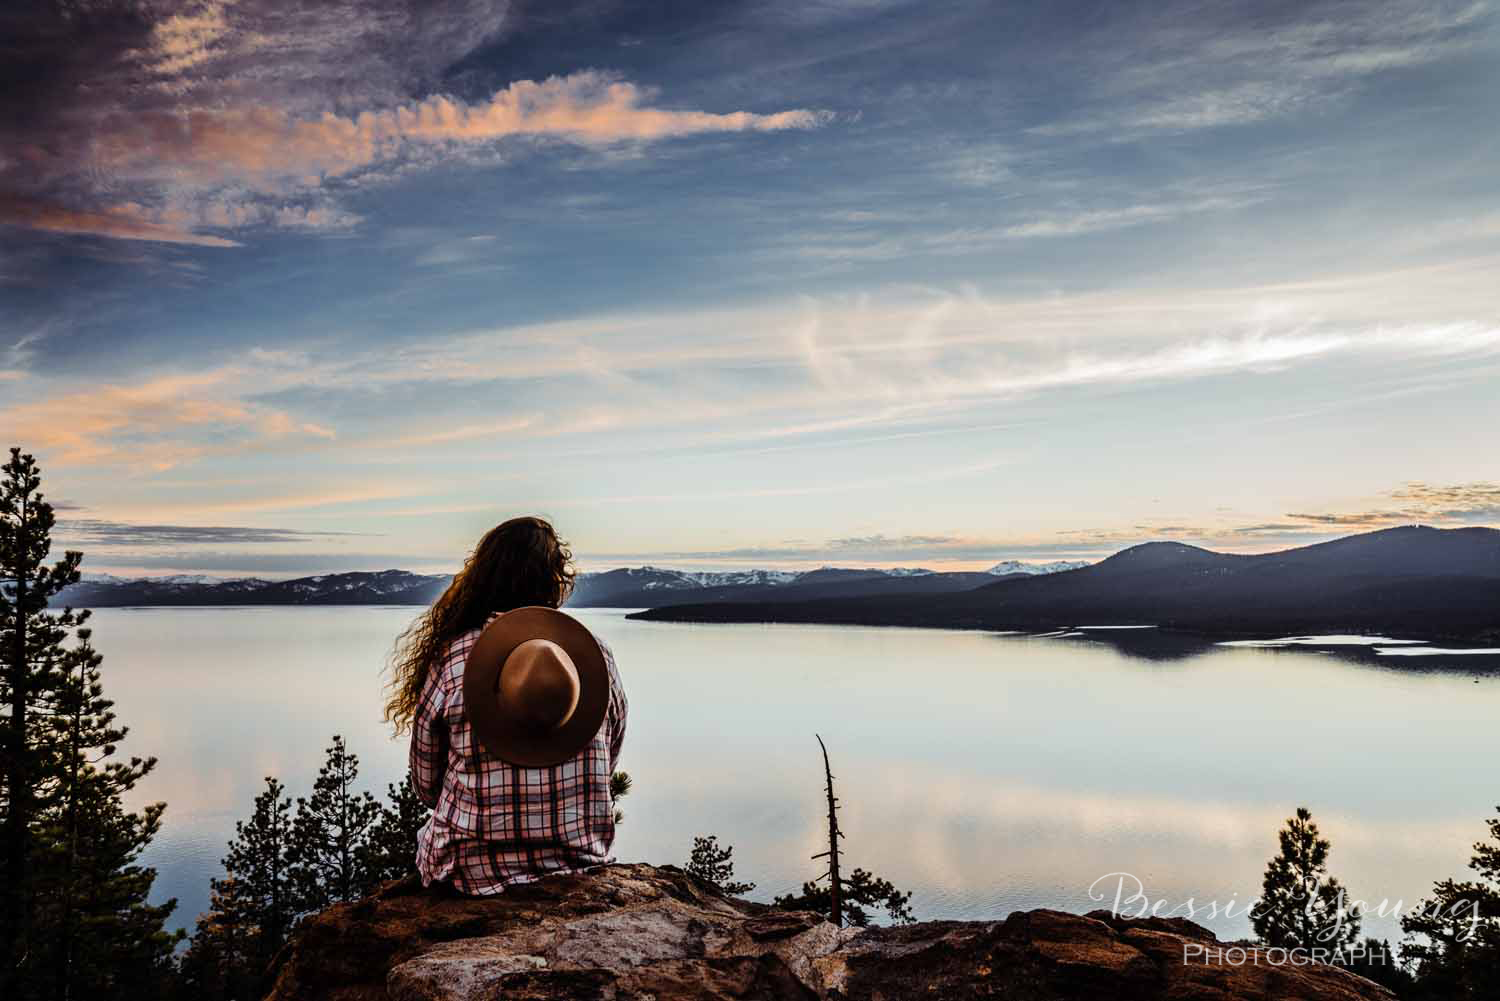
(93, 606, 1500, 945)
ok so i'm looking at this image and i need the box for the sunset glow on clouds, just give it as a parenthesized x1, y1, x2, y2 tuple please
(3, 0, 1499, 575)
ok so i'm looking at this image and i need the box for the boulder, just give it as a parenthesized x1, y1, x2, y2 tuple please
(265, 863, 1395, 1001)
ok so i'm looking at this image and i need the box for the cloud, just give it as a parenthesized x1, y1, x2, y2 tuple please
(1, 3, 831, 247)
(1031, 83, 1313, 138)
(1283, 482, 1500, 528)
(388, 417, 536, 447)
(94, 72, 829, 193)
(784, 192, 1259, 261)
(1390, 481, 1500, 516)
(76, 551, 453, 578)
(0, 196, 241, 247)
(1283, 512, 1390, 526)
(144, 0, 235, 77)
(790, 291, 1500, 413)
(995, 197, 1247, 239)
(585, 532, 1105, 567)
(1030, 0, 1490, 139)
(56, 519, 363, 547)
(16, 258, 1493, 477)
(0, 369, 333, 470)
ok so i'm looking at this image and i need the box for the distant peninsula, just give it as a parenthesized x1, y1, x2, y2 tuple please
(631, 526, 1500, 646)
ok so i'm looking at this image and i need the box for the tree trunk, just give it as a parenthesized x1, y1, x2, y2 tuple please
(817, 735, 843, 928)
(53, 659, 85, 1001)
(3, 514, 31, 988)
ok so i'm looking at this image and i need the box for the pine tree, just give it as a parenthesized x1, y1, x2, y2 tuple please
(225, 778, 295, 960)
(360, 771, 431, 891)
(1343, 937, 1414, 994)
(2, 448, 81, 987)
(1252, 807, 1361, 954)
(771, 736, 915, 927)
(289, 736, 380, 910)
(174, 880, 258, 1001)
(31, 767, 180, 1000)
(774, 868, 915, 927)
(1402, 806, 1500, 998)
(2, 449, 178, 998)
(30, 623, 180, 1000)
(686, 835, 755, 896)
(180, 777, 297, 1000)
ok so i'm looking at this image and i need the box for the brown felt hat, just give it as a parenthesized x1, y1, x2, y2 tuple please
(462, 606, 610, 768)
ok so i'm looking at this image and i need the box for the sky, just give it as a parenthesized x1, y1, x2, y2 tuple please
(3, 0, 1500, 577)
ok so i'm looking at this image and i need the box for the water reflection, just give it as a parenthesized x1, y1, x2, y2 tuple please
(91, 606, 1500, 945)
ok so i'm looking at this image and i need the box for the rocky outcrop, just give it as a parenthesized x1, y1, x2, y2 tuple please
(266, 863, 1395, 1001)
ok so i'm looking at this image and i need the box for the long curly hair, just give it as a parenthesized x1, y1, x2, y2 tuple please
(385, 516, 575, 734)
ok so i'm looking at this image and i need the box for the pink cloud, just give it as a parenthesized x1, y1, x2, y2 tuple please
(0, 369, 331, 470)
(95, 72, 828, 187)
(12, 71, 828, 246)
(0, 195, 241, 247)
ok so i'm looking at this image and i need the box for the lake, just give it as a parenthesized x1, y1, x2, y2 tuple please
(94, 606, 1500, 946)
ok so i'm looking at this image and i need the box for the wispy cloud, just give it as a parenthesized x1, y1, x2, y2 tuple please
(94, 72, 829, 192)
(995, 197, 1249, 239)
(0, 369, 333, 470)
(18, 258, 1498, 475)
(586, 532, 1100, 567)
(784, 193, 1256, 261)
(0, 196, 242, 247)
(1282, 481, 1500, 529)
(1030, 82, 1313, 138)
(56, 520, 364, 547)
(387, 417, 538, 448)
(100, 483, 431, 521)
(1031, 0, 1491, 139)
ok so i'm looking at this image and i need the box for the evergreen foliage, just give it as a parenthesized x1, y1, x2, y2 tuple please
(769, 736, 914, 927)
(686, 835, 755, 896)
(611, 769, 632, 824)
(1402, 805, 1500, 998)
(361, 771, 432, 888)
(179, 775, 296, 996)
(774, 867, 915, 927)
(180, 755, 433, 997)
(1251, 807, 1361, 953)
(289, 736, 382, 910)
(1342, 938, 1413, 994)
(1, 448, 179, 999)
(173, 879, 261, 1001)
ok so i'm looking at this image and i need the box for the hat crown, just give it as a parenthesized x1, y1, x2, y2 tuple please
(464, 606, 608, 767)
(497, 638, 580, 733)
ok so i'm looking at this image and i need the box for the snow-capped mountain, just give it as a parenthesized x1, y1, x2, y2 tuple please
(613, 567, 802, 591)
(58, 570, 449, 607)
(984, 560, 1091, 576)
(81, 572, 267, 588)
(682, 569, 803, 587)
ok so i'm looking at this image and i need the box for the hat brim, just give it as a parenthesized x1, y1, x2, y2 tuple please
(463, 606, 610, 768)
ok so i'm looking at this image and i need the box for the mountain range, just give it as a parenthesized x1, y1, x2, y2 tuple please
(53, 527, 1500, 642)
(631, 526, 1500, 643)
(54, 561, 1085, 609)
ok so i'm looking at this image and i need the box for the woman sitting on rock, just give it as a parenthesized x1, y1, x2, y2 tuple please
(385, 516, 627, 895)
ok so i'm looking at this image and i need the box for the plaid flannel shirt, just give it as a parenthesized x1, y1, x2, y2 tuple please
(410, 621, 627, 895)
